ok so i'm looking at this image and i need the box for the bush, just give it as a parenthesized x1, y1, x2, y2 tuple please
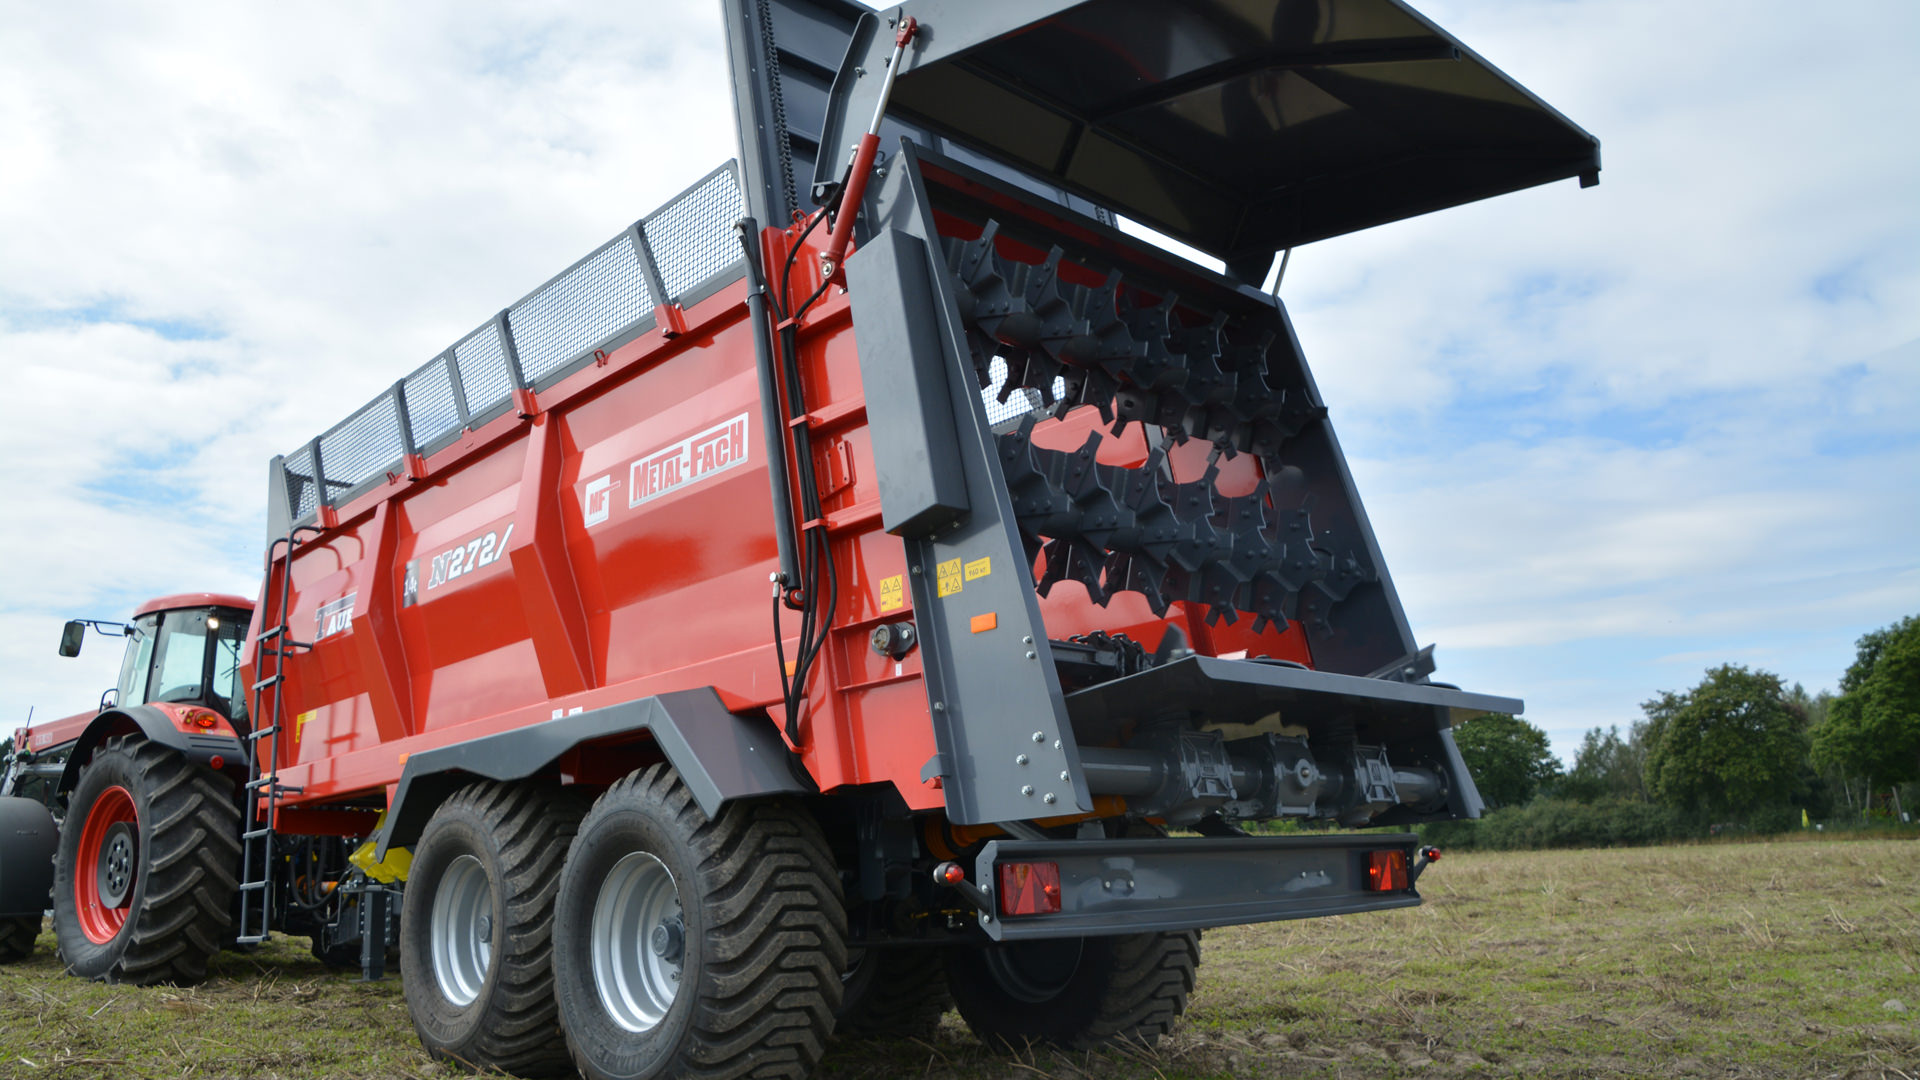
(1420, 799, 1696, 852)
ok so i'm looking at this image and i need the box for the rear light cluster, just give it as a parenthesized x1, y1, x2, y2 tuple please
(997, 861, 1061, 916)
(1364, 849, 1410, 892)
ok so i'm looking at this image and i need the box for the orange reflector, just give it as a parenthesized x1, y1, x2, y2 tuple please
(193, 713, 218, 730)
(970, 612, 998, 634)
(997, 861, 1062, 916)
(1365, 849, 1410, 892)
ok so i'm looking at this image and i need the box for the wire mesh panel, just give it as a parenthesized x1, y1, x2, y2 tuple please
(284, 446, 318, 520)
(648, 167, 746, 300)
(981, 355, 1067, 427)
(454, 323, 513, 420)
(402, 356, 463, 451)
(508, 234, 655, 384)
(318, 395, 405, 493)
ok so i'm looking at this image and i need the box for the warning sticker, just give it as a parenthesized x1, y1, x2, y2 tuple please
(936, 558, 963, 598)
(964, 556, 992, 581)
(878, 574, 904, 612)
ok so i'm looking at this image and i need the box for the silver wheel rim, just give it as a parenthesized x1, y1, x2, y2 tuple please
(591, 851, 684, 1033)
(430, 854, 493, 1007)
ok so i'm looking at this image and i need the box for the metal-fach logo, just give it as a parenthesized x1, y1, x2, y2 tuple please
(629, 413, 750, 508)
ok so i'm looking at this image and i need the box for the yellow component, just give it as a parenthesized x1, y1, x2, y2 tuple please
(294, 710, 317, 742)
(878, 574, 905, 612)
(936, 558, 963, 597)
(347, 810, 412, 883)
(964, 556, 991, 581)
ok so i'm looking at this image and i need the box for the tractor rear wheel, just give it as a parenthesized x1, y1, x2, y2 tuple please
(0, 916, 40, 962)
(837, 945, 951, 1040)
(945, 930, 1200, 1051)
(399, 781, 585, 1077)
(51, 737, 240, 985)
(551, 764, 847, 1080)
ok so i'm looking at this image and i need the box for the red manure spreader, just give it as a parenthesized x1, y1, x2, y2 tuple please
(1, 1, 1597, 1076)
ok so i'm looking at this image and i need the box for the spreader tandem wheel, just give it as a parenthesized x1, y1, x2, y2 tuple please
(946, 930, 1201, 1052)
(52, 736, 240, 985)
(836, 946, 952, 1041)
(399, 781, 587, 1077)
(552, 764, 847, 1080)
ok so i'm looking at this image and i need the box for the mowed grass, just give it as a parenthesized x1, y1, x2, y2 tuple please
(1, 838, 1915, 1079)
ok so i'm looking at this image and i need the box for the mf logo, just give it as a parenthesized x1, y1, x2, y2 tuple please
(583, 474, 614, 527)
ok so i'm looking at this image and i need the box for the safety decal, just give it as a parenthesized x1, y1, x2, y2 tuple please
(878, 574, 905, 612)
(315, 593, 356, 641)
(936, 558, 963, 598)
(630, 413, 750, 508)
(964, 556, 992, 581)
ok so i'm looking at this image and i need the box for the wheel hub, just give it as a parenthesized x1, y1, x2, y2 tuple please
(429, 854, 494, 1008)
(96, 822, 136, 908)
(591, 851, 684, 1033)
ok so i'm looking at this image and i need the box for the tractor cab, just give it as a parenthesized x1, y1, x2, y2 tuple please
(59, 593, 255, 727)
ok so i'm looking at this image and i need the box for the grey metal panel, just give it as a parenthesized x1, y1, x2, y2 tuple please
(970, 833, 1420, 940)
(375, 689, 812, 856)
(866, 141, 1092, 825)
(824, 0, 1599, 265)
(1065, 655, 1520, 742)
(845, 229, 970, 538)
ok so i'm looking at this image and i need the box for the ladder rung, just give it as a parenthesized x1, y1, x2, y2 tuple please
(248, 726, 280, 739)
(237, 881, 268, 892)
(242, 828, 273, 840)
(251, 677, 283, 691)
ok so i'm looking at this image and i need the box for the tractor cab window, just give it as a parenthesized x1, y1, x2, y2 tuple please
(115, 615, 158, 708)
(209, 611, 248, 722)
(148, 610, 211, 705)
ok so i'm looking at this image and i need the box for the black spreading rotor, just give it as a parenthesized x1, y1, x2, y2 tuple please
(944, 223, 1376, 636)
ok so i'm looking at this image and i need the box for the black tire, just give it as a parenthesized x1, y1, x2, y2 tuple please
(837, 946, 951, 1040)
(552, 764, 847, 1080)
(0, 915, 40, 962)
(946, 930, 1201, 1051)
(399, 781, 586, 1077)
(52, 737, 240, 985)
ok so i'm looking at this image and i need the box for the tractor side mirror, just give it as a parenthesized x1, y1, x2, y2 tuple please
(59, 620, 86, 658)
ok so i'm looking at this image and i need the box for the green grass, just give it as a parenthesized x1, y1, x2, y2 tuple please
(3, 837, 1917, 1078)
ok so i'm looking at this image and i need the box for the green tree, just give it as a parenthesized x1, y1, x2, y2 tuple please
(1813, 616, 1920, 796)
(1641, 665, 1808, 818)
(1452, 713, 1561, 809)
(1559, 723, 1648, 803)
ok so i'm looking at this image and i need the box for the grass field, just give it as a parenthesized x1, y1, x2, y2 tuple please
(2, 837, 1915, 1079)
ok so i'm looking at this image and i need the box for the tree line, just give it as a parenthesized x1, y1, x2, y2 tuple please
(1436, 614, 1919, 849)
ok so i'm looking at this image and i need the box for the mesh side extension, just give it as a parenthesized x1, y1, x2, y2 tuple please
(284, 446, 318, 520)
(454, 324, 513, 420)
(509, 234, 654, 384)
(402, 358, 463, 451)
(318, 396, 405, 493)
(280, 160, 747, 527)
(649, 168, 746, 300)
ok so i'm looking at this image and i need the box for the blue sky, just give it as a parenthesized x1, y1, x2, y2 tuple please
(1, 1, 1915, 766)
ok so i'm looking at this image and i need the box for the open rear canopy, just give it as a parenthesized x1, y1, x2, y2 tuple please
(878, 0, 1599, 271)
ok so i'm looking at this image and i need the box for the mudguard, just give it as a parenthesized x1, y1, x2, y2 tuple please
(374, 689, 814, 858)
(55, 704, 247, 795)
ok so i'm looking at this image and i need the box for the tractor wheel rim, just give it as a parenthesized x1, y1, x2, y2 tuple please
(75, 784, 139, 945)
(591, 851, 683, 1033)
(429, 854, 493, 1007)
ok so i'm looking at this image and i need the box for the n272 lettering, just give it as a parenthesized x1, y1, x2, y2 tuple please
(427, 525, 514, 590)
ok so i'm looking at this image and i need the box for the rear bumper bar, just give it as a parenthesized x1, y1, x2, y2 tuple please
(970, 832, 1421, 941)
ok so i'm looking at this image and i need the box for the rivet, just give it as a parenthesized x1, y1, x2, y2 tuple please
(1043, 793, 1056, 804)
(1016, 754, 1029, 766)
(1022, 635, 1033, 645)
(1025, 650, 1036, 660)
(1059, 771, 1070, 781)
(1021, 785, 1034, 796)
(1031, 731, 1044, 743)
(933, 702, 945, 712)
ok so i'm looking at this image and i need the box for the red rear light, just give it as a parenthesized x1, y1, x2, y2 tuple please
(1365, 849, 1410, 891)
(997, 861, 1062, 916)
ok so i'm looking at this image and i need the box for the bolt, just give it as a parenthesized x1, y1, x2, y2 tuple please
(1059, 771, 1070, 781)
(1021, 785, 1034, 797)
(477, 914, 493, 938)
(911, 565, 922, 575)
(933, 702, 945, 712)
(1022, 636, 1033, 645)
(1016, 754, 1029, 766)
(1043, 793, 1056, 804)
(1103, 880, 1112, 890)
(1031, 731, 1044, 743)
(1025, 651, 1036, 660)
(1053, 740, 1062, 750)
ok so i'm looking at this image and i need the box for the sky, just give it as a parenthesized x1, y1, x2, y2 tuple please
(2, 1, 1915, 766)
